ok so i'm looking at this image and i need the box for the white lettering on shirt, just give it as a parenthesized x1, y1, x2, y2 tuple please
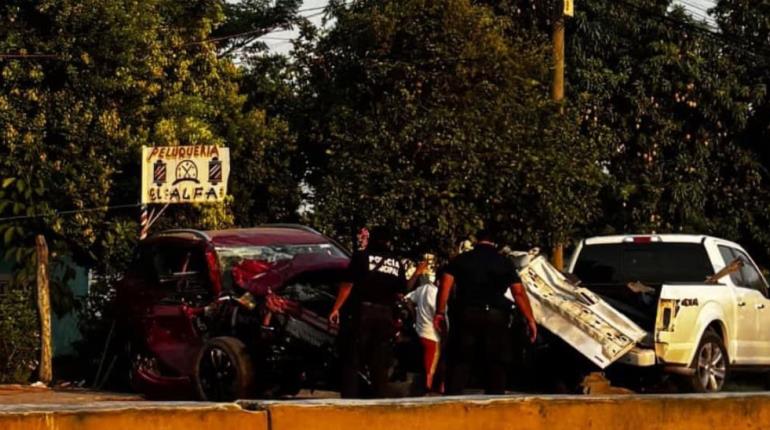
(368, 255, 401, 277)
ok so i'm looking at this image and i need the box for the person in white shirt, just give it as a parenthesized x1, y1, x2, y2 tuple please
(405, 257, 444, 392)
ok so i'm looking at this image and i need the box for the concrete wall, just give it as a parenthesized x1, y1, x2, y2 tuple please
(257, 394, 770, 430)
(3, 394, 770, 430)
(0, 402, 268, 430)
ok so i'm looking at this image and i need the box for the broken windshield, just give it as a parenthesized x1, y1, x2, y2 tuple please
(216, 243, 347, 292)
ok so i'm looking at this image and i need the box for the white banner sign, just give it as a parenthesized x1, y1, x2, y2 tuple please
(141, 145, 230, 204)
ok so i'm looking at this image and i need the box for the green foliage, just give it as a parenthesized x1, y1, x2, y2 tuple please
(0, 0, 302, 276)
(551, 0, 770, 261)
(290, 0, 605, 255)
(213, 0, 303, 56)
(0, 289, 40, 383)
(0, 0, 303, 381)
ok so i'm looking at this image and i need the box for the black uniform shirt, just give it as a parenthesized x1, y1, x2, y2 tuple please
(343, 249, 407, 305)
(445, 243, 519, 311)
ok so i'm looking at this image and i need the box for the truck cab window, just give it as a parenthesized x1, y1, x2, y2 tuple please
(574, 243, 713, 285)
(734, 249, 769, 297)
(717, 246, 744, 287)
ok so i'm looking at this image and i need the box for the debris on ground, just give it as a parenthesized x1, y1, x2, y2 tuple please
(581, 372, 635, 395)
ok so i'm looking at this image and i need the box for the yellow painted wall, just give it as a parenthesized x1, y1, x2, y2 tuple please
(3, 394, 770, 430)
(0, 403, 268, 430)
(264, 394, 770, 430)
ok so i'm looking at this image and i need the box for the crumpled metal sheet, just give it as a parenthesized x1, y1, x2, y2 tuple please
(518, 254, 648, 368)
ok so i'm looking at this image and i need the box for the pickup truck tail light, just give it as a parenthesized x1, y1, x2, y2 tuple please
(656, 299, 679, 332)
(624, 236, 662, 243)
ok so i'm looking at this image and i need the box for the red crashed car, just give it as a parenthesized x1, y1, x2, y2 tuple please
(115, 225, 352, 401)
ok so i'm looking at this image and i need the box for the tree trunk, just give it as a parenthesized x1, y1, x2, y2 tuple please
(35, 234, 52, 384)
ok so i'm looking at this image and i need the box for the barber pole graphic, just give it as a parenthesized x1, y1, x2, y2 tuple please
(153, 160, 167, 186)
(139, 205, 149, 240)
(208, 157, 222, 185)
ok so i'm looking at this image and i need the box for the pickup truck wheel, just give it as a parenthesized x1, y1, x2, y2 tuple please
(194, 337, 255, 401)
(688, 330, 728, 393)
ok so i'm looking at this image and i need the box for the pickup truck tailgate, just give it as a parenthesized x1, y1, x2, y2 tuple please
(519, 255, 648, 368)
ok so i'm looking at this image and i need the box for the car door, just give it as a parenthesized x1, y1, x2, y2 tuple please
(731, 248, 770, 363)
(143, 240, 211, 375)
(718, 246, 764, 363)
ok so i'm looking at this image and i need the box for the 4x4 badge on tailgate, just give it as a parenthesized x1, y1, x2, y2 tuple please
(680, 298, 699, 307)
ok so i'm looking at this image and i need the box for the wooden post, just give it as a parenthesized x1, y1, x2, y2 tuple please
(551, 1, 566, 270)
(551, 10, 565, 106)
(552, 244, 564, 271)
(35, 234, 52, 384)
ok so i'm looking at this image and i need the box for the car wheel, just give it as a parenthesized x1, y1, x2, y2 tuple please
(194, 337, 255, 401)
(688, 330, 728, 393)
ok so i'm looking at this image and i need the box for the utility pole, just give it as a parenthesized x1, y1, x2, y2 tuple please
(551, 4, 565, 106)
(551, 0, 570, 271)
(35, 234, 52, 384)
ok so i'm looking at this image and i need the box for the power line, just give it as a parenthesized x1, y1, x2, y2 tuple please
(674, 1, 714, 23)
(676, 0, 711, 14)
(296, 5, 329, 13)
(264, 41, 294, 49)
(190, 11, 326, 47)
(0, 203, 141, 223)
(0, 54, 58, 60)
(297, 10, 327, 20)
(615, 0, 770, 59)
(259, 36, 294, 41)
(0, 2, 334, 54)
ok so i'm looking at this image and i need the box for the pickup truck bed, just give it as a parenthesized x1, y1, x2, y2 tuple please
(519, 234, 770, 393)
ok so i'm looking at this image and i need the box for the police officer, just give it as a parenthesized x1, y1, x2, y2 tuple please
(433, 228, 537, 395)
(329, 227, 407, 398)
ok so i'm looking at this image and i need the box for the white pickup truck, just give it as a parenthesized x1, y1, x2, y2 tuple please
(518, 234, 770, 393)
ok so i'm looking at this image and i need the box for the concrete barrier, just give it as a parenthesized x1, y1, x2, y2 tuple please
(251, 393, 770, 430)
(0, 401, 268, 430)
(4, 393, 770, 430)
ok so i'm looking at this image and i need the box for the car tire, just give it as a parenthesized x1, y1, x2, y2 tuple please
(687, 329, 728, 393)
(194, 336, 255, 401)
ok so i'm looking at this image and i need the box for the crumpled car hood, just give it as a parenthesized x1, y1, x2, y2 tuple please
(518, 253, 647, 368)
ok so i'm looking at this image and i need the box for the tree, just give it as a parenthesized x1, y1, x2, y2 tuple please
(569, 1, 768, 256)
(497, 0, 770, 262)
(0, 0, 302, 380)
(213, 0, 303, 57)
(707, 0, 770, 261)
(292, 0, 605, 255)
(0, 0, 302, 274)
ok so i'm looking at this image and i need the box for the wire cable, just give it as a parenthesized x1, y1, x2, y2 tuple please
(0, 203, 141, 223)
(0, 53, 58, 60)
(614, 0, 770, 59)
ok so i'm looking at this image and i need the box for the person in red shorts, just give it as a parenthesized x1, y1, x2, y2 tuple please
(405, 257, 444, 393)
